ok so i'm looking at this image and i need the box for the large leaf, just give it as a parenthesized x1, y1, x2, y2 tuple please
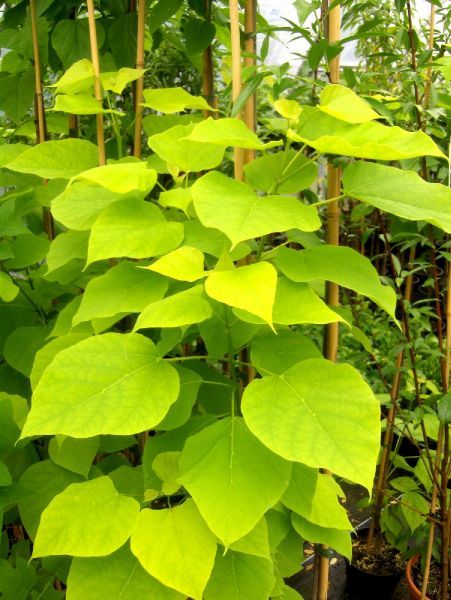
(0, 70, 35, 123)
(87, 197, 184, 265)
(67, 545, 184, 600)
(242, 358, 380, 490)
(52, 19, 105, 69)
(205, 262, 277, 327)
(148, 124, 225, 173)
(288, 106, 444, 159)
(319, 84, 380, 123)
(0, 392, 28, 453)
(343, 161, 451, 232)
(73, 262, 168, 325)
(130, 500, 217, 600)
(52, 183, 121, 230)
(251, 331, 322, 375)
(33, 476, 140, 558)
(275, 245, 397, 318)
(4, 325, 49, 377)
(20, 333, 180, 438)
(185, 117, 282, 149)
(70, 163, 157, 194)
(204, 549, 275, 600)
(192, 172, 319, 248)
(179, 417, 291, 546)
(53, 93, 114, 115)
(134, 285, 212, 330)
(244, 149, 317, 194)
(142, 87, 214, 113)
(101, 68, 145, 94)
(6, 139, 99, 179)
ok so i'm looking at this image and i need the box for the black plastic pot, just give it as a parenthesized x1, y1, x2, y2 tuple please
(345, 528, 403, 600)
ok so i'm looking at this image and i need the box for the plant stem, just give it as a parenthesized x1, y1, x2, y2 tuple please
(86, 0, 106, 165)
(133, 0, 146, 158)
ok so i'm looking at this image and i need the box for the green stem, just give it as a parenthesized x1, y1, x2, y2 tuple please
(106, 92, 123, 158)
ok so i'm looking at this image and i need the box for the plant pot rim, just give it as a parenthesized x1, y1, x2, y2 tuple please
(406, 555, 431, 600)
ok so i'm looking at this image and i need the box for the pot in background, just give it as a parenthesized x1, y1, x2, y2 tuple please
(345, 528, 404, 600)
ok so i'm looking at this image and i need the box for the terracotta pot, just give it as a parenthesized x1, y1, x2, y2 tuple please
(406, 555, 430, 600)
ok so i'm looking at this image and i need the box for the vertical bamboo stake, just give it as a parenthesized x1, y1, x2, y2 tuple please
(86, 0, 105, 165)
(244, 0, 256, 164)
(229, 0, 245, 180)
(30, 0, 54, 240)
(133, 0, 146, 158)
(316, 4, 341, 599)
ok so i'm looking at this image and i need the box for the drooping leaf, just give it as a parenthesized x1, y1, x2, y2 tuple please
(0, 272, 19, 302)
(18, 460, 83, 539)
(130, 500, 217, 600)
(67, 544, 184, 600)
(134, 285, 212, 330)
(70, 163, 157, 194)
(229, 518, 271, 560)
(242, 358, 380, 490)
(142, 87, 214, 113)
(87, 197, 184, 265)
(146, 246, 205, 281)
(292, 513, 351, 559)
(275, 244, 397, 319)
(148, 124, 225, 173)
(185, 117, 282, 149)
(157, 366, 202, 431)
(5, 233, 50, 269)
(400, 491, 429, 533)
(48, 435, 100, 478)
(179, 417, 291, 546)
(73, 262, 168, 325)
(319, 84, 380, 123)
(6, 139, 99, 179)
(21, 333, 180, 438)
(205, 262, 277, 327)
(100, 68, 145, 94)
(192, 172, 319, 248)
(204, 549, 275, 600)
(159, 187, 193, 215)
(343, 161, 451, 233)
(46, 231, 89, 274)
(288, 106, 444, 159)
(244, 149, 317, 194)
(4, 326, 49, 377)
(53, 94, 116, 115)
(49, 59, 94, 95)
(282, 464, 351, 529)
(33, 476, 140, 558)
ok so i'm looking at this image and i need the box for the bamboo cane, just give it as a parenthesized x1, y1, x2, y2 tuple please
(316, 4, 341, 599)
(29, 0, 54, 240)
(86, 0, 105, 165)
(244, 0, 256, 165)
(228, 0, 245, 180)
(423, 3, 436, 111)
(133, 0, 146, 158)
